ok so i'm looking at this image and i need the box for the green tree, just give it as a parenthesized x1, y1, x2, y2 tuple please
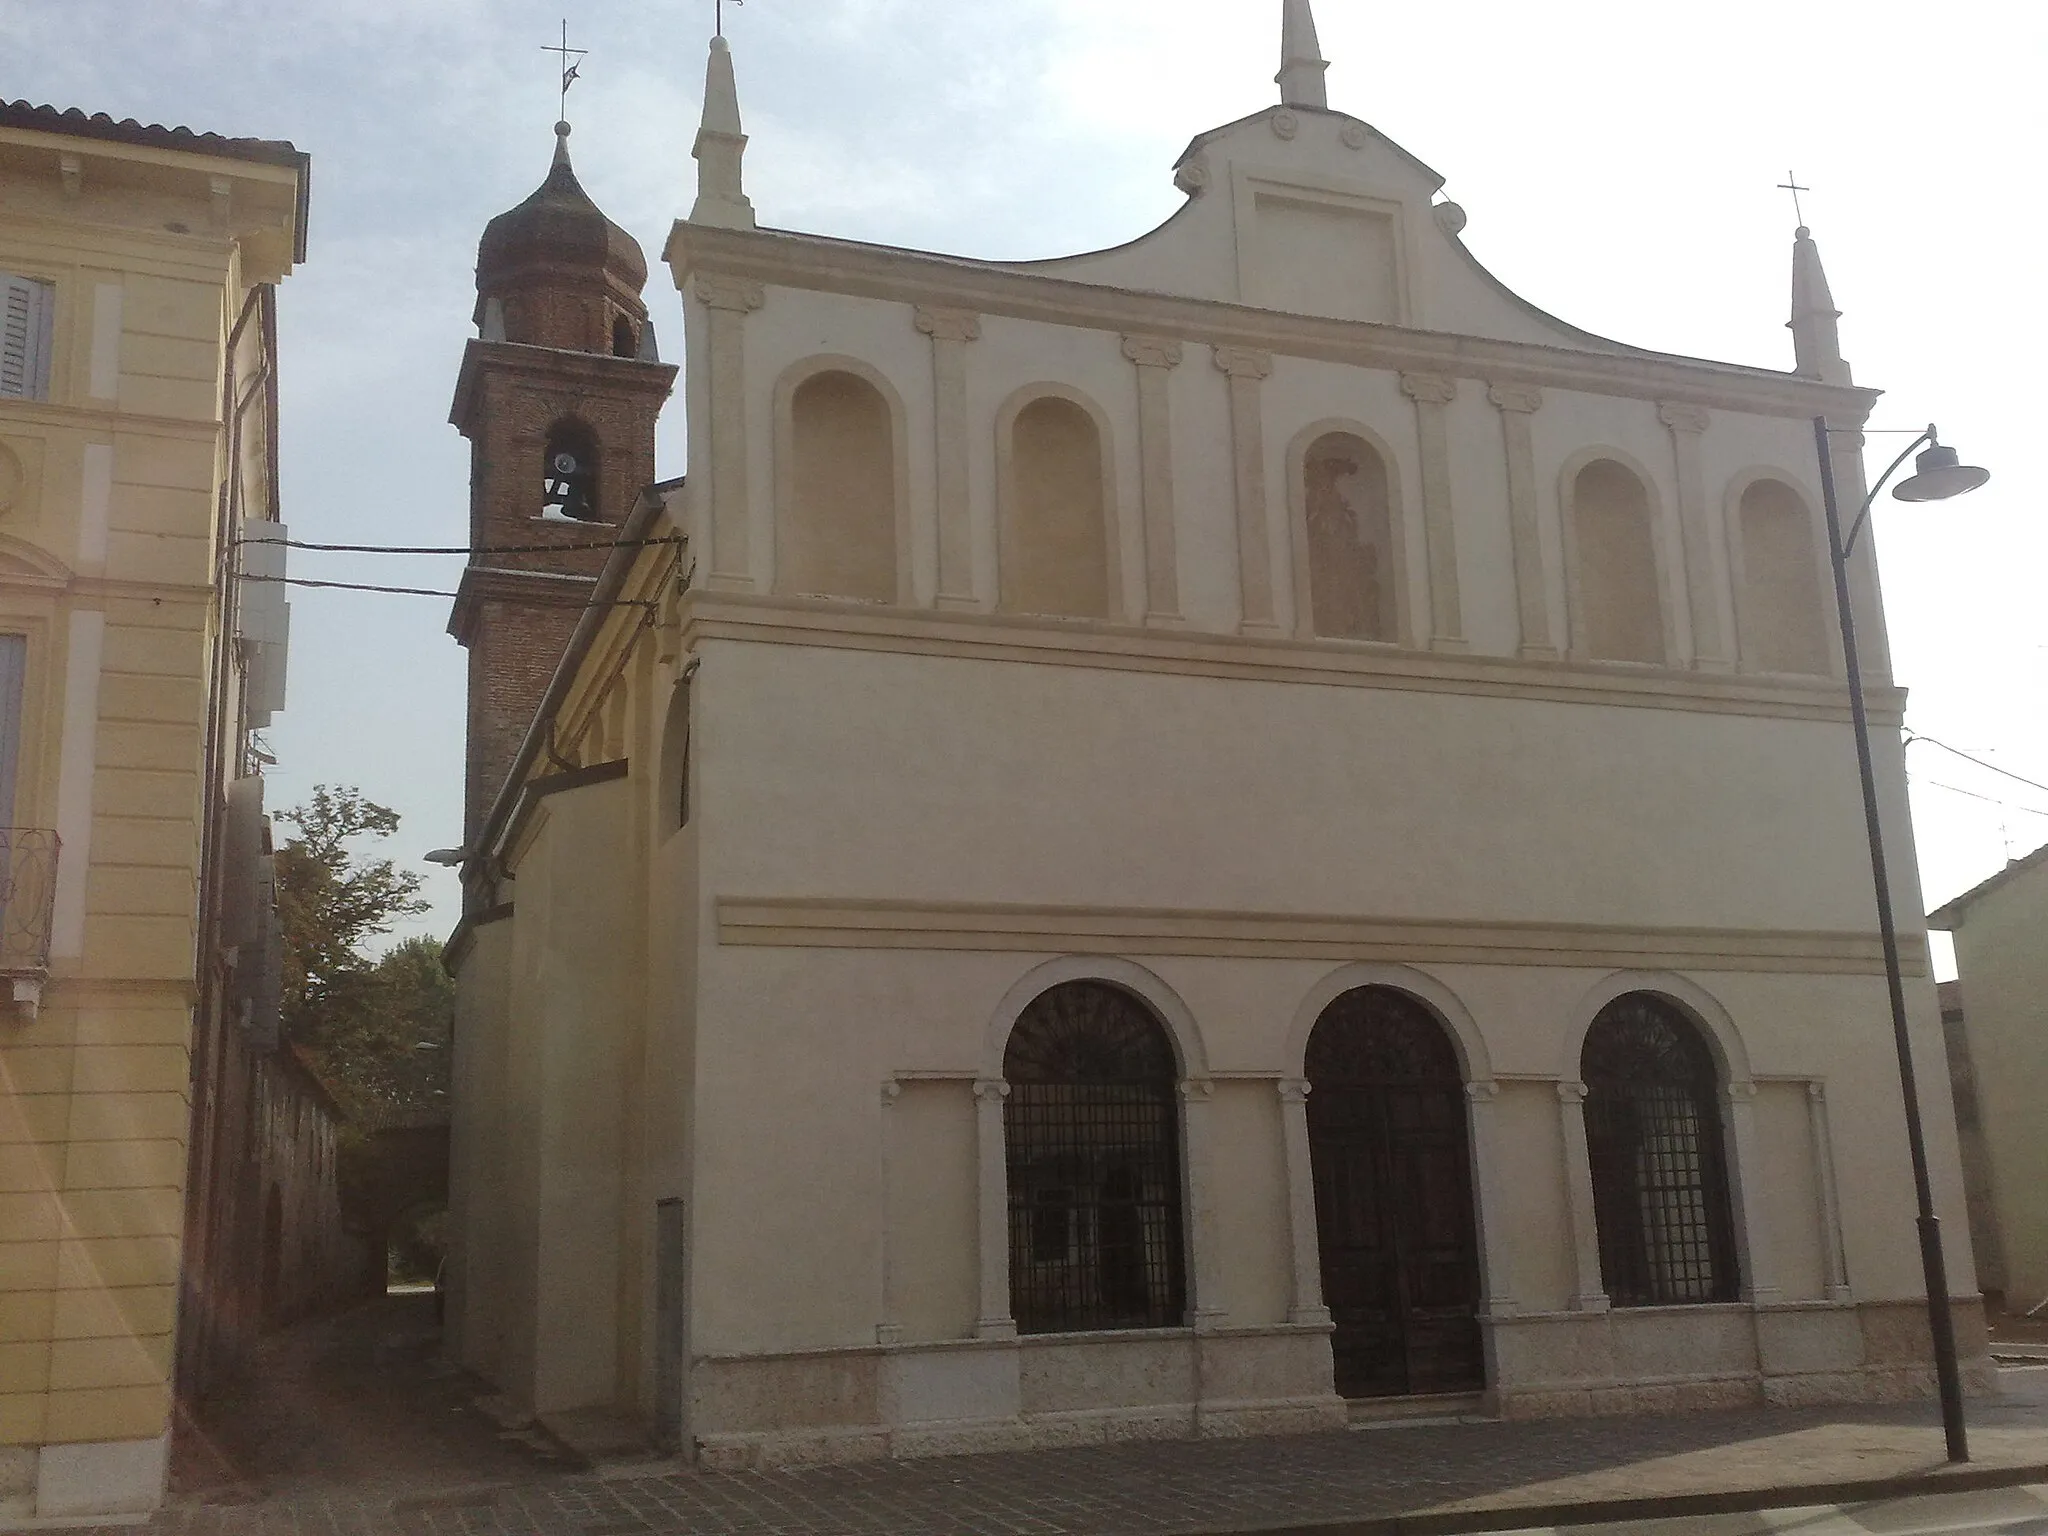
(274, 787, 444, 1125)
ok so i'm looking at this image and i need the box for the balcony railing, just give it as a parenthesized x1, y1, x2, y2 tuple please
(0, 828, 60, 981)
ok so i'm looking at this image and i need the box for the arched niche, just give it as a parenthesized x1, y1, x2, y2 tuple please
(773, 356, 910, 604)
(1560, 450, 1671, 665)
(1726, 471, 1832, 678)
(1284, 419, 1411, 646)
(657, 675, 692, 838)
(996, 385, 1120, 621)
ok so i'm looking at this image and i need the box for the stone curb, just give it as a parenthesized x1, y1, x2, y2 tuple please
(1213, 1460, 2048, 1536)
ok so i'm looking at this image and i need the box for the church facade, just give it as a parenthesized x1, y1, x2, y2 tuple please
(443, 2, 1988, 1466)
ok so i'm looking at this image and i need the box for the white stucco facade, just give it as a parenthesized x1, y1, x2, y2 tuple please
(444, 2, 1988, 1467)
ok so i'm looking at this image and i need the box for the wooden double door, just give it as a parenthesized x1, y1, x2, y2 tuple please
(1306, 987, 1484, 1400)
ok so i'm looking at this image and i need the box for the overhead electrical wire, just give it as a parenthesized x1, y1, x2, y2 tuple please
(1905, 731, 2048, 799)
(231, 533, 682, 558)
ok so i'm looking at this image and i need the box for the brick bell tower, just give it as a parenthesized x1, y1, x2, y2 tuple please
(449, 121, 678, 848)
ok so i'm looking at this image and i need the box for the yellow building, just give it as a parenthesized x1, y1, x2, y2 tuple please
(0, 103, 309, 1523)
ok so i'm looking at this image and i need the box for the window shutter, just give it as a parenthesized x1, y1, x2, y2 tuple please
(1, 275, 54, 400)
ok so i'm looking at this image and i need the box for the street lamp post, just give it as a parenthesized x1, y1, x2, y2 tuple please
(1812, 417, 1990, 1466)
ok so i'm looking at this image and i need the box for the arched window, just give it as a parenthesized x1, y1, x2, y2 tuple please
(1734, 478, 1829, 676)
(1569, 459, 1663, 664)
(612, 314, 638, 359)
(1581, 993, 1738, 1307)
(541, 419, 602, 523)
(784, 369, 898, 602)
(1002, 395, 1111, 619)
(1304, 431, 1397, 642)
(1304, 986, 1482, 1398)
(1004, 980, 1185, 1333)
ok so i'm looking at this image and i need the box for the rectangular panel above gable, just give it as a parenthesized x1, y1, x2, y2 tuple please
(1232, 168, 1409, 327)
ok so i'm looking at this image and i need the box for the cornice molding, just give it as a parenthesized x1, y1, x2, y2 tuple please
(666, 224, 1880, 422)
(448, 338, 678, 435)
(715, 896, 1929, 976)
(678, 590, 1906, 727)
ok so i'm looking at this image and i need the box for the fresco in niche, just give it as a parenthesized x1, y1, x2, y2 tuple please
(1305, 431, 1395, 642)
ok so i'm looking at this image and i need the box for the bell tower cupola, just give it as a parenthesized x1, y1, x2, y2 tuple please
(449, 123, 678, 847)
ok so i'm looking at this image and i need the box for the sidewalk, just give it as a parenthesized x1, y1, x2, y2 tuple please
(129, 1298, 2048, 1536)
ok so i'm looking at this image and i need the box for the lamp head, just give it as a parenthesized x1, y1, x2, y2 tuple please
(424, 848, 465, 867)
(1893, 439, 1991, 503)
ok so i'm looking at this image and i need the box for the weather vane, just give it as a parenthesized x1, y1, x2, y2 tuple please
(715, 0, 743, 38)
(1778, 170, 1812, 229)
(542, 20, 587, 121)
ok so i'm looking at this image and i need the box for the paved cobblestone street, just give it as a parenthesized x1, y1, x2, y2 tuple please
(129, 1299, 2048, 1536)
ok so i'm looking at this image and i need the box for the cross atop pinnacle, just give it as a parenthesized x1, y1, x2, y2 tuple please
(1277, 0, 1329, 110)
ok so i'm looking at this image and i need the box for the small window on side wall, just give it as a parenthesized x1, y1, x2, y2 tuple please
(1, 274, 56, 402)
(659, 677, 692, 835)
(541, 420, 601, 523)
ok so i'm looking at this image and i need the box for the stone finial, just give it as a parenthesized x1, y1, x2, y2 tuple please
(1789, 225, 1850, 386)
(692, 34, 756, 229)
(1276, 0, 1329, 111)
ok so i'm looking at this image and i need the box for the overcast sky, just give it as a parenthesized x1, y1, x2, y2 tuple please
(7, 0, 2043, 969)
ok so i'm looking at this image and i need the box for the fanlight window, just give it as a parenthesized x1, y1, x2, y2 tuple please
(1304, 432, 1397, 642)
(1570, 459, 1663, 664)
(1735, 479, 1829, 675)
(1004, 981, 1185, 1333)
(785, 370, 897, 602)
(541, 420, 601, 523)
(1581, 994, 1738, 1307)
(1002, 396, 1111, 619)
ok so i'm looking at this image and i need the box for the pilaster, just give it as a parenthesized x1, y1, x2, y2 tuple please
(1722, 1079, 1781, 1305)
(1123, 335, 1184, 625)
(695, 275, 765, 592)
(1659, 402, 1731, 672)
(1464, 1080, 1517, 1318)
(1214, 346, 1281, 635)
(1179, 1078, 1228, 1329)
(1487, 383, 1557, 660)
(972, 1079, 1016, 1339)
(916, 306, 982, 612)
(876, 1080, 902, 1345)
(1401, 371, 1466, 652)
(1808, 1081, 1853, 1302)
(1277, 1078, 1330, 1326)
(1556, 1081, 1610, 1312)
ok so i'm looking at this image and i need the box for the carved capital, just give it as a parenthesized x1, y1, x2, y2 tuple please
(1487, 382, 1543, 414)
(1122, 335, 1184, 370)
(1725, 1079, 1759, 1104)
(972, 1078, 1011, 1104)
(1556, 1080, 1590, 1106)
(1178, 1078, 1215, 1103)
(694, 274, 766, 314)
(1401, 371, 1458, 406)
(1807, 1080, 1827, 1102)
(1658, 401, 1711, 434)
(879, 1079, 902, 1108)
(1212, 345, 1274, 381)
(915, 305, 981, 343)
(1276, 1077, 1310, 1105)
(1464, 1080, 1502, 1104)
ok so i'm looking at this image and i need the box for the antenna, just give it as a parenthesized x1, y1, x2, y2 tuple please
(542, 20, 588, 121)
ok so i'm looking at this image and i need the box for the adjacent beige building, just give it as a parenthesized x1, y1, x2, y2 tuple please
(1931, 845, 2048, 1318)
(446, 3, 1988, 1466)
(0, 101, 310, 1523)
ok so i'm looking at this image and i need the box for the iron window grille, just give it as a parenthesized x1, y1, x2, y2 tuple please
(1581, 993, 1739, 1307)
(0, 828, 59, 975)
(1004, 980, 1186, 1334)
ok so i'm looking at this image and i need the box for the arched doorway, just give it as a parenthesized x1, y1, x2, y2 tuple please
(1305, 986, 1483, 1398)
